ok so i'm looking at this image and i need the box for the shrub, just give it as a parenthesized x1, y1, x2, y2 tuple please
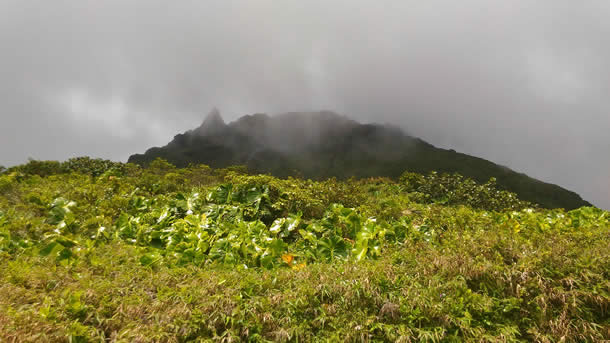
(13, 159, 63, 177)
(61, 157, 127, 177)
(400, 171, 531, 211)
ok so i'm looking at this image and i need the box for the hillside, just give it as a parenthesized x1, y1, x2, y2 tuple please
(129, 110, 590, 210)
(0, 159, 608, 341)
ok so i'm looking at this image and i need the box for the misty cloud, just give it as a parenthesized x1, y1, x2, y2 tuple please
(0, 0, 608, 208)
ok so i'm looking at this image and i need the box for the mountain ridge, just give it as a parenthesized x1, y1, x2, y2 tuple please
(128, 110, 591, 209)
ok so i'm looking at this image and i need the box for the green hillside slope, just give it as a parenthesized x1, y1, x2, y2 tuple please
(129, 111, 590, 209)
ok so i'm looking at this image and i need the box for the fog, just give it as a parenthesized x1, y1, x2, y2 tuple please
(0, 1, 608, 208)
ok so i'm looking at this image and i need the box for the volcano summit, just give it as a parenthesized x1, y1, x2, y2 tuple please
(129, 110, 590, 209)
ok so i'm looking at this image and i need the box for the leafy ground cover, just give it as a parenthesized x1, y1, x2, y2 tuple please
(0, 158, 608, 342)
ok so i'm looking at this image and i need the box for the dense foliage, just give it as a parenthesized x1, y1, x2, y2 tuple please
(399, 172, 531, 212)
(0, 158, 608, 342)
(6, 157, 128, 178)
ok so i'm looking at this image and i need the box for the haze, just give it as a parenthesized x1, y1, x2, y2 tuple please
(0, 1, 608, 209)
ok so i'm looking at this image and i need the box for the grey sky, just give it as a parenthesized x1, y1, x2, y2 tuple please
(0, 0, 608, 209)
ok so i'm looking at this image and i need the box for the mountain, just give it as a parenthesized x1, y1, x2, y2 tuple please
(129, 110, 591, 209)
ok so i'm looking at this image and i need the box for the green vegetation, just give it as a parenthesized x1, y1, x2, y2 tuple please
(1, 158, 608, 342)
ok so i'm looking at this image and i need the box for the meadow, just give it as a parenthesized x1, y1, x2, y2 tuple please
(0, 158, 608, 342)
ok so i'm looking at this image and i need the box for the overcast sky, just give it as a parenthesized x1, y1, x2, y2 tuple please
(0, 0, 608, 209)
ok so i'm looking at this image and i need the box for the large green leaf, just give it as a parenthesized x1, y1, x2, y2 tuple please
(207, 183, 233, 204)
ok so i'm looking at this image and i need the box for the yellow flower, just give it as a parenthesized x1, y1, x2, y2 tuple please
(281, 254, 294, 264)
(291, 263, 306, 270)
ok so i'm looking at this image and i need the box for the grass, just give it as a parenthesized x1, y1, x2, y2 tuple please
(0, 158, 608, 342)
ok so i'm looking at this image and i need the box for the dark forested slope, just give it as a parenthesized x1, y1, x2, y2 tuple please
(129, 110, 590, 209)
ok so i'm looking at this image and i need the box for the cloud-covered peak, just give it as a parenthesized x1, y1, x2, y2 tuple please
(195, 108, 226, 136)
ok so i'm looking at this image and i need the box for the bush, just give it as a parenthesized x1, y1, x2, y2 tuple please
(13, 159, 63, 177)
(400, 171, 532, 211)
(0, 174, 12, 193)
(8, 157, 128, 178)
(61, 157, 127, 177)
